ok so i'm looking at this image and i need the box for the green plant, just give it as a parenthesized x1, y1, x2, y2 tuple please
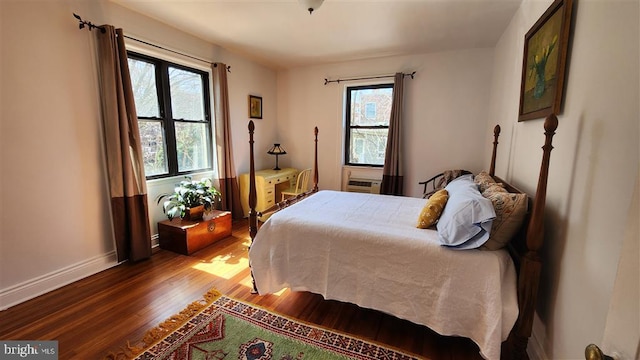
(156, 177, 221, 220)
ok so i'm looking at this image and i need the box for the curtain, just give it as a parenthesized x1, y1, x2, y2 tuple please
(212, 63, 243, 220)
(96, 26, 152, 262)
(380, 73, 405, 196)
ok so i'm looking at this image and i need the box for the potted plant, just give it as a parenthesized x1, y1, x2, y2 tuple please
(156, 176, 222, 220)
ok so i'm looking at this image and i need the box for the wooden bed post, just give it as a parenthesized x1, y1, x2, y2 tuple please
(508, 114, 558, 359)
(312, 126, 319, 192)
(490, 125, 501, 177)
(248, 121, 258, 293)
(248, 121, 257, 241)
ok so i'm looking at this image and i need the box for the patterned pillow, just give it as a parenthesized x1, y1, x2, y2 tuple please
(474, 170, 496, 193)
(416, 189, 449, 229)
(483, 183, 506, 196)
(481, 190, 528, 250)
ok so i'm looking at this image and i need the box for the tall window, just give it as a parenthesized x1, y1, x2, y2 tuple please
(344, 84, 393, 166)
(127, 52, 213, 179)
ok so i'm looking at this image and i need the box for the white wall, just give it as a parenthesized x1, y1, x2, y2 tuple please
(602, 172, 639, 360)
(0, 0, 114, 309)
(276, 48, 495, 198)
(486, 0, 639, 358)
(0, 0, 277, 309)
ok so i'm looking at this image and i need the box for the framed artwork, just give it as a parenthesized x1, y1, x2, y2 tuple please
(518, 0, 574, 121)
(249, 95, 262, 119)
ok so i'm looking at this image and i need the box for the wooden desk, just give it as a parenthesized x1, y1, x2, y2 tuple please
(158, 210, 232, 255)
(239, 167, 298, 219)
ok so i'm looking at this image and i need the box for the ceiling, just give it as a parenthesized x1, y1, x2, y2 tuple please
(111, 0, 522, 70)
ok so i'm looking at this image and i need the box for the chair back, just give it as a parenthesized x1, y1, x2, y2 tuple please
(296, 168, 312, 193)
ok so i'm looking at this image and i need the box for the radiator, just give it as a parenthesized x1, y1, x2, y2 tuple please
(346, 177, 381, 194)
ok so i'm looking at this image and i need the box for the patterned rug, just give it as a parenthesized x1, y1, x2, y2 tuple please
(111, 289, 422, 360)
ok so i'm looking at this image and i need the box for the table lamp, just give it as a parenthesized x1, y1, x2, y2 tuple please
(267, 143, 287, 170)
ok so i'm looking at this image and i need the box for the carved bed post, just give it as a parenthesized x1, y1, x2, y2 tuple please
(490, 125, 501, 177)
(248, 121, 258, 293)
(312, 126, 319, 192)
(248, 121, 257, 241)
(509, 114, 558, 359)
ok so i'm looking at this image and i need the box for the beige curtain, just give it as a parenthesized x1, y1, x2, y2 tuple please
(380, 72, 405, 196)
(96, 26, 152, 262)
(212, 63, 243, 220)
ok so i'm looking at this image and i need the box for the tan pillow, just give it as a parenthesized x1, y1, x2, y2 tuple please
(482, 183, 506, 196)
(416, 189, 449, 229)
(474, 171, 496, 192)
(481, 190, 528, 250)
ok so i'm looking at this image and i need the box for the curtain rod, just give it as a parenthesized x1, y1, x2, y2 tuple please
(73, 13, 231, 72)
(324, 71, 416, 85)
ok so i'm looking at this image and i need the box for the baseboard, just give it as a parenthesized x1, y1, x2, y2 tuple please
(528, 311, 549, 360)
(0, 251, 118, 311)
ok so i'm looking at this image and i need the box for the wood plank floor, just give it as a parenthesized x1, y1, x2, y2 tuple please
(0, 220, 483, 359)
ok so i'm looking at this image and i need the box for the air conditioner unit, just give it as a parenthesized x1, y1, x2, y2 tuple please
(346, 177, 381, 194)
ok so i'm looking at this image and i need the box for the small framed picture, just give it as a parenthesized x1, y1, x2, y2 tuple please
(249, 95, 262, 119)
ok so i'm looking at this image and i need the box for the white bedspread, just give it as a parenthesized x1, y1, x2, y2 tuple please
(249, 190, 518, 360)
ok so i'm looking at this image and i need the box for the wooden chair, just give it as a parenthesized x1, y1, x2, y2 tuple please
(281, 168, 312, 201)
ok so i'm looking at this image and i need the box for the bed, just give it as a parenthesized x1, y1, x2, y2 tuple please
(245, 116, 558, 360)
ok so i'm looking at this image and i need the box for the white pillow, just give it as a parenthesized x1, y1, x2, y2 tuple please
(436, 174, 496, 250)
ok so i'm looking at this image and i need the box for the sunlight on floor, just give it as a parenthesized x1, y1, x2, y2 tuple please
(273, 288, 287, 296)
(190, 237, 287, 297)
(191, 239, 252, 279)
(192, 253, 248, 280)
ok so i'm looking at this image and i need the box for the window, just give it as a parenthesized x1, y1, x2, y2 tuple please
(127, 52, 213, 179)
(344, 84, 393, 166)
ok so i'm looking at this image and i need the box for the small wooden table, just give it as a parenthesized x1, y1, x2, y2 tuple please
(158, 210, 232, 255)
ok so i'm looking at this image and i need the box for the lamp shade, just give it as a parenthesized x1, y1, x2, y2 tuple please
(298, 0, 324, 14)
(267, 143, 287, 155)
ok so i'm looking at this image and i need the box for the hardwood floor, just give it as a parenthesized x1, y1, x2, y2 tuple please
(0, 220, 482, 359)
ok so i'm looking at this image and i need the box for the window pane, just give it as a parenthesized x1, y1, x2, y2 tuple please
(365, 103, 376, 119)
(169, 67, 205, 121)
(175, 122, 210, 172)
(350, 87, 392, 126)
(348, 128, 388, 165)
(139, 121, 167, 176)
(128, 58, 160, 118)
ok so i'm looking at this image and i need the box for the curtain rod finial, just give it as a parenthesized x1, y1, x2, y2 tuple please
(73, 12, 106, 33)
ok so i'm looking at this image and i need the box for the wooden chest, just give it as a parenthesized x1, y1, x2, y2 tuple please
(158, 210, 232, 255)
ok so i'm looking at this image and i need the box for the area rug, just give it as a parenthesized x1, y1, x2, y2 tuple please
(110, 289, 422, 360)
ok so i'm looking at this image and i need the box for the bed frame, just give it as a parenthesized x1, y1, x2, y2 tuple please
(246, 115, 558, 360)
